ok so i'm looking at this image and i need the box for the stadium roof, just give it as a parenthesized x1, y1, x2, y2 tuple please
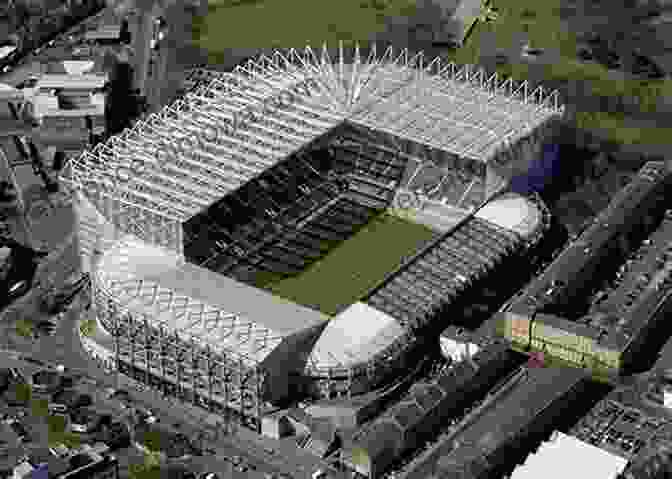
(95, 234, 329, 365)
(306, 302, 405, 372)
(63, 44, 563, 225)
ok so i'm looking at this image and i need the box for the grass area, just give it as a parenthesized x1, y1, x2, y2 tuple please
(31, 398, 49, 418)
(575, 110, 672, 146)
(8, 383, 32, 405)
(450, 0, 672, 145)
(258, 212, 436, 316)
(79, 318, 96, 337)
(192, 0, 417, 55)
(192, 0, 671, 145)
(15, 319, 33, 338)
(46, 414, 81, 448)
(129, 456, 162, 479)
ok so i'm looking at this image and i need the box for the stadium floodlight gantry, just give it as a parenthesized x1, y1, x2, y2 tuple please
(61, 44, 564, 430)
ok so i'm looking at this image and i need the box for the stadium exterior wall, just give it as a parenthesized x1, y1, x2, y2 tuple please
(90, 269, 269, 431)
(304, 331, 423, 400)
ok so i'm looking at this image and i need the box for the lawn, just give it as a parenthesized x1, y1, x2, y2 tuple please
(46, 414, 81, 448)
(450, 0, 672, 145)
(14, 318, 34, 338)
(258, 212, 436, 316)
(192, 0, 417, 54)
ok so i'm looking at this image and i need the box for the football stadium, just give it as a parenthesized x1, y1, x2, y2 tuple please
(62, 45, 563, 429)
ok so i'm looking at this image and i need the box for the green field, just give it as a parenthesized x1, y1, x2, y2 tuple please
(257, 212, 436, 316)
(192, 0, 417, 54)
(451, 0, 672, 146)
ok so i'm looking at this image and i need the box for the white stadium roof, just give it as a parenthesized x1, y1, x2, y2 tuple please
(474, 192, 543, 237)
(306, 302, 406, 372)
(63, 44, 563, 225)
(96, 235, 329, 366)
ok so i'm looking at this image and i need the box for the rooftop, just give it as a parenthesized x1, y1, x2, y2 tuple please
(306, 301, 405, 371)
(96, 234, 328, 366)
(580, 214, 672, 349)
(511, 431, 628, 479)
(365, 209, 528, 329)
(437, 367, 587, 470)
(570, 379, 672, 459)
(62, 45, 563, 224)
(507, 161, 672, 317)
(35, 73, 108, 91)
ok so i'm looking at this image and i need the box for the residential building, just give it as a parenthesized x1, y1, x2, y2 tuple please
(569, 377, 672, 479)
(496, 161, 672, 378)
(430, 367, 588, 479)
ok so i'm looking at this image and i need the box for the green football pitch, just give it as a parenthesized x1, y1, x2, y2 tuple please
(192, 0, 417, 53)
(257, 212, 436, 317)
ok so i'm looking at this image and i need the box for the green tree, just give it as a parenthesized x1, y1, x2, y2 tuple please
(79, 319, 97, 337)
(15, 319, 34, 338)
(14, 383, 31, 403)
(129, 460, 161, 479)
(47, 414, 82, 448)
(140, 428, 164, 453)
(31, 398, 48, 417)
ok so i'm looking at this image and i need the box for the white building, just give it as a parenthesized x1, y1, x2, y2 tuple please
(512, 431, 629, 479)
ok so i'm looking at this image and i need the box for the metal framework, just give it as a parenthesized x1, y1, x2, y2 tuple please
(62, 44, 564, 415)
(62, 44, 563, 254)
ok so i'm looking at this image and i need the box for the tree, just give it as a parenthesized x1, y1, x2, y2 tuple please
(15, 319, 34, 338)
(79, 319, 97, 337)
(129, 459, 161, 479)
